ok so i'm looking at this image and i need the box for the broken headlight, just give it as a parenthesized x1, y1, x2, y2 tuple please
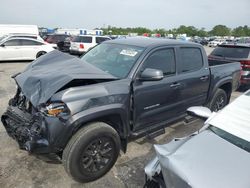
(41, 102, 70, 117)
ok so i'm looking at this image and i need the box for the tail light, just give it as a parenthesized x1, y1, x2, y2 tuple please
(240, 60, 250, 69)
(79, 44, 84, 49)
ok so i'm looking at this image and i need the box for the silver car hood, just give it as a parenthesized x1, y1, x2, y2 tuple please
(153, 130, 250, 188)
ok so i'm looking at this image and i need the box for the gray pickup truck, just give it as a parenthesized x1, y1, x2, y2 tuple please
(1, 38, 241, 182)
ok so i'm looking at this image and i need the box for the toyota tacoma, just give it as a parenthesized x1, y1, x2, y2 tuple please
(1, 38, 241, 182)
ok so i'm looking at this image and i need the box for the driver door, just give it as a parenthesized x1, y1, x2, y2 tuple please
(133, 47, 183, 131)
(0, 39, 21, 60)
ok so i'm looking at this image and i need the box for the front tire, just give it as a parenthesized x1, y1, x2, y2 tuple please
(209, 89, 228, 112)
(62, 122, 120, 183)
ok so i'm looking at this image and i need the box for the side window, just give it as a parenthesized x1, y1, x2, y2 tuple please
(4, 39, 21, 46)
(21, 39, 43, 46)
(96, 37, 110, 44)
(143, 48, 176, 76)
(178, 47, 203, 73)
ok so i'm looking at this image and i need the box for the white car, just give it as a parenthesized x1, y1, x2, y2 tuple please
(0, 37, 54, 61)
(208, 39, 225, 47)
(0, 33, 44, 42)
(69, 35, 111, 55)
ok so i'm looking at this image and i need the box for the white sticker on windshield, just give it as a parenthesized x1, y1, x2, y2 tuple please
(120, 49, 138, 57)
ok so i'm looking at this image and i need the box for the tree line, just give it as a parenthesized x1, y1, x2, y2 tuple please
(101, 25, 250, 37)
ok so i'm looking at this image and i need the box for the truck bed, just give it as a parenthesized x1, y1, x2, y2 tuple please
(208, 59, 241, 93)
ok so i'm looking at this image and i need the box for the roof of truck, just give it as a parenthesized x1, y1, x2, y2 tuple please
(106, 37, 200, 48)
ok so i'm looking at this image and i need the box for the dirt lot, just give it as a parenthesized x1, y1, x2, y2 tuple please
(0, 47, 243, 188)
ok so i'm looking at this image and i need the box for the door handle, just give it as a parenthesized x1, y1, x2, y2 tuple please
(170, 83, 181, 88)
(200, 76, 209, 81)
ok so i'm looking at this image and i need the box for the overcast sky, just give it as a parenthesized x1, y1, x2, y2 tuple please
(1, 0, 249, 30)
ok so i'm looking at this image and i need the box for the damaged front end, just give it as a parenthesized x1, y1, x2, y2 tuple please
(1, 88, 61, 154)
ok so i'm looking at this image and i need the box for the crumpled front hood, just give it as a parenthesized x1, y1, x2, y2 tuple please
(14, 50, 116, 106)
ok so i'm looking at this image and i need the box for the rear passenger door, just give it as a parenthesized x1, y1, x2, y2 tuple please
(176, 47, 210, 111)
(19, 39, 43, 60)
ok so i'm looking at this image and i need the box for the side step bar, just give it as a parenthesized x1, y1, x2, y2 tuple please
(146, 128, 165, 139)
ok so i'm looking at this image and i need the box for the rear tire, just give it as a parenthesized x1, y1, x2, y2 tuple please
(208, 89, 228, 112)
(62, 122, 120, 183)
(36, 51, 46, 58)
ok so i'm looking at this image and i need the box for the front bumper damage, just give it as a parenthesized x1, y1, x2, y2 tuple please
(2, 106, 49, 153)
(1, 93, 66, 154)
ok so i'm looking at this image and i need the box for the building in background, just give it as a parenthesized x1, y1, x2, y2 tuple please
(55, 28, 103, 36)
(0, 24, 39, 37)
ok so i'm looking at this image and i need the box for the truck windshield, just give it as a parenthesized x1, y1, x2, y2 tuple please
(81, 43, 144, 78)
(209, 126, 250, 153)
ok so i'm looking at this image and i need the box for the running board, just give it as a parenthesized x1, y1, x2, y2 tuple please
(146, 128, 165, 139)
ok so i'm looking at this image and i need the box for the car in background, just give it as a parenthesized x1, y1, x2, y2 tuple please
(221, 39, 235, 45)
(44, 34, 70, 49)
(57, 36, 73, 52)
(69, 35, 111, 55)
(208, 39, 225, 47)
(144, 90, 250, 188)
(0, 37, 54, 61)
(192, 38, 208, 46)
(209, 44, 250, 87)
(0, 33, 44, 42)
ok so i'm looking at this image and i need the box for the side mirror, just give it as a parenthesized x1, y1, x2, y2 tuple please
(139, 68, 164, 81)
(0, 44, 5, 47)
(187, 106, 212, 121)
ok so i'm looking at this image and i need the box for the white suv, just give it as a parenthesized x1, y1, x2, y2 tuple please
(208, 39, 225, 47)
(69, 35, 111, 55)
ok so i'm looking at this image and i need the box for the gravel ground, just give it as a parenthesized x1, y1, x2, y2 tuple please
(0, 46, 244, 188)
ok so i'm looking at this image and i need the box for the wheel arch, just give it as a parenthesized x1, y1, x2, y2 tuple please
(208, 78, 233, 104)
(67, 106, 130, 153)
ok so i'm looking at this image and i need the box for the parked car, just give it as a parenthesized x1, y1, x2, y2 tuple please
(221, 39, 235, 45)
(0, 37, 54, 61)
(144, 90, 250, 188)
(44, 34, 70, 49)
(69, 35, 111, 55)
(0, 33, 44, 42)
(57, 36, 73, 52)
(192, 38, 208, 46)
(209, 44, 250, 87)
(1, 38, 240, 182)
(208, 39, 225, 47)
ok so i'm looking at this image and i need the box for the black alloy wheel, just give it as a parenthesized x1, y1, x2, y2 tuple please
(62, 122, 120, 183)
(209, 89, 228, 112)
(80, 136, 115, 173)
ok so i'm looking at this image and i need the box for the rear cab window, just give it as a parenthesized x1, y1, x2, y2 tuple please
(178, 47, 203, 73)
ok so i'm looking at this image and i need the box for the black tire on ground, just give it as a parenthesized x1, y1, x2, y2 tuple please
(62, 122, 121, 183)
(36, 51, 46, 58)
(208, 88, 228, 112)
